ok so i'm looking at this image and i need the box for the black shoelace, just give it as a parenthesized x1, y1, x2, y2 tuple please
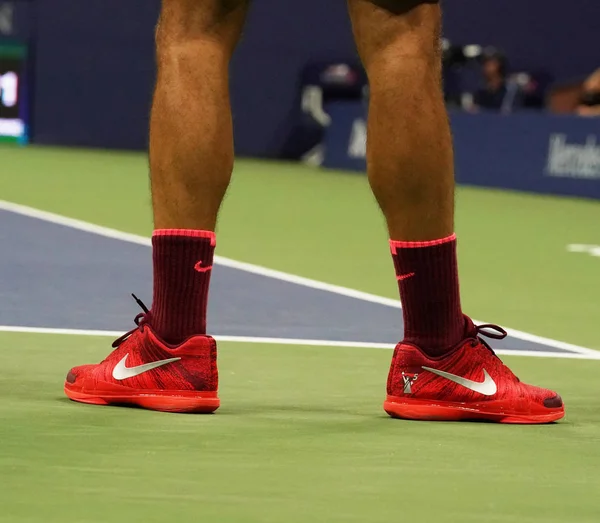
(470, 323, 518, 380)
(111, 294, 151, 348)
(471, 323, 508, 353)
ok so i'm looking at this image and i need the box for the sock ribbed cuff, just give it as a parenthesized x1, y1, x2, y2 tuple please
(153, 229, 216, 246)
(390, 233, 456, 253)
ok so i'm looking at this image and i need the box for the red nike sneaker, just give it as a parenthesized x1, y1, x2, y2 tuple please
(384, 318, 564, 424)
(64, 296, 219, 413)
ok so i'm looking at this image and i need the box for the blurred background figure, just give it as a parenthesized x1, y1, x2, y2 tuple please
(442, 43, 546, 114)
(577, 68, 600, 117)
(280, 61, 367, 164)
(472, 49, 510, 112)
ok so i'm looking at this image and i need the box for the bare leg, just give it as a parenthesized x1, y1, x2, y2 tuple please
(150, 0, 250, 231)
(348, 0, 453, 241)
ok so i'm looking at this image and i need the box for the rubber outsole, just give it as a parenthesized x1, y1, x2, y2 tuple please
(64, 383, 220, 413)
(383, 397, 565, 424)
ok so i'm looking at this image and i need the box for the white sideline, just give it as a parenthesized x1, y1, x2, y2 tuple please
(2, 325, 600, 360)
(1, 199, 598, 358)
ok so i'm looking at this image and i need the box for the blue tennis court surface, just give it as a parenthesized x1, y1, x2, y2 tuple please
(0, 205, 594, 358)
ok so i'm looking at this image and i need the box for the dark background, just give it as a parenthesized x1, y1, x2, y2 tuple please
(5, 0, 599, 155)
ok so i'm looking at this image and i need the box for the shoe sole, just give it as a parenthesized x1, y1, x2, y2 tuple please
(384, 396, 565, 424)
(64, 383, 220, 413)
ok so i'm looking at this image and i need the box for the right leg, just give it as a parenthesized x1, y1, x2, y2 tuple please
(64, 0, 249, 412)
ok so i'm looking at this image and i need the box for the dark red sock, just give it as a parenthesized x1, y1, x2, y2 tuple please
(390, 234, 465, 356)
(151, 229, 215, 344)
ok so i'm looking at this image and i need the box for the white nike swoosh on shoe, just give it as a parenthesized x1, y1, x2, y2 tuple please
(112, 354, 181, 381)
(421, 366, 497, 396)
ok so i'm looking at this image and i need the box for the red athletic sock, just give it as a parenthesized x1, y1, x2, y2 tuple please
(151, 229, 215, 344)
(390, 234, 465, 356)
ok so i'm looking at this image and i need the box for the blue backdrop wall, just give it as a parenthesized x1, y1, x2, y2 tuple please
(322, 103, 600, 200)
(21, 0, 600, 155)
(443, 0, 599, 80)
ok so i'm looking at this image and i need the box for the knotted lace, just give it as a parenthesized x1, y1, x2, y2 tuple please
(111, 294, 151, 348)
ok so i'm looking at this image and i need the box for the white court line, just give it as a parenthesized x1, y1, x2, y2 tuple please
(0, 200, 399, 307)
(2, 325, 600, 360)
(1, 199, 598, 357)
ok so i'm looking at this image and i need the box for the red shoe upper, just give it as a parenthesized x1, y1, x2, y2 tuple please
(387, 318, 562, 409)
(66, 325, 218, 393)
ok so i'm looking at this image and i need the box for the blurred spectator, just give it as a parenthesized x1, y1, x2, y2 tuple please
(473, 51, 509, 111)
(576, 68, 600, 117)
(463, 48, 540, 113)
(443, 41, 548, 113)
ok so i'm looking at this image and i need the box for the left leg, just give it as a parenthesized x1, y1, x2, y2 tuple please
(348, 0, 564, 423)
(348, 0, 453, 242)
(63, 0, 250, 413)
(348, 0, 461, 354)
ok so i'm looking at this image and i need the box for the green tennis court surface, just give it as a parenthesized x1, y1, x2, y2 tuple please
(1, 146, 600, 522)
